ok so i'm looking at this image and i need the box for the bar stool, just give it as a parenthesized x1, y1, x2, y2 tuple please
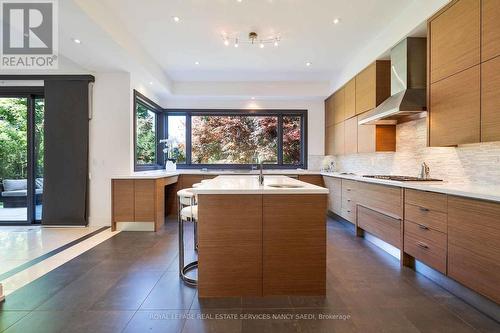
(177, 188, 198, 286)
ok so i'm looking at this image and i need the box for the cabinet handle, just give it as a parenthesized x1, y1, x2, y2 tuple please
(347, 199, 351, 202)
(419, 207, 430, 212)
(346, 188, 351, 191)
(418, 224, 429, 230)
(416, 241, 429, 249)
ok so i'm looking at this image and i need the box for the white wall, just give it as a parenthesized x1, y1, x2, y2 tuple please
(88, 71, 165, 227)
(164, 97, 325, 158)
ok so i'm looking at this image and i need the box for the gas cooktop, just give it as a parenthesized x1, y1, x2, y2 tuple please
(362, 175, 443, 182)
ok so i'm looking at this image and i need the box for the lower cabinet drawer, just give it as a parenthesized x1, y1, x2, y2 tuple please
(357, 205, 401, 248)
(404, 221, 447, 274)
(340, 198, 356, 223)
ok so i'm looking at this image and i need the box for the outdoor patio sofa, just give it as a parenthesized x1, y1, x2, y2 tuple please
(0, 179, 43, 208)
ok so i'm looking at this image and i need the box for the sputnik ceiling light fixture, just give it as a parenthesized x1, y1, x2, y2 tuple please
(222, 31, 281, 48)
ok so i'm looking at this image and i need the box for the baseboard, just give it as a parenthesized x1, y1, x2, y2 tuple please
(116, 222, 154, 232)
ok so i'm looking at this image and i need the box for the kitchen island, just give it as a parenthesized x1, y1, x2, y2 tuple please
(191, 175, 328, 298)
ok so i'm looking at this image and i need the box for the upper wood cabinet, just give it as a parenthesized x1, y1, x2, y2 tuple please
(325, 125, 335, 155)
(482, 0, 500, 62)
(325, 96, 334, 127)
(481, 56, 500, 142)
(333, 122, 345, 155)
(344, 116, 358, 155)
(357, 115, 396, 153)
(355, 60, 391, 114)
(333, 88, 345, 124)
(344, 79, 356, 119)
(429, 65, 480, 146)
(429, 0, 480, 83)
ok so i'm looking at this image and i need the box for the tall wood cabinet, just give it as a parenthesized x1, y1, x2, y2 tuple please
(428, 0, 500, 146)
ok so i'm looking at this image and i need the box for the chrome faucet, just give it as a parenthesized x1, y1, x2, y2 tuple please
(259, 160, 264, 185)
(420, 162, 430, 179)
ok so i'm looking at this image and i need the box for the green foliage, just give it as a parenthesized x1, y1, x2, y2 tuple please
(0, 97, 44, 181)
(136, 103, 156, 164)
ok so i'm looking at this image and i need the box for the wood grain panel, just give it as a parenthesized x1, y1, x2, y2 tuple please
(112, 180, 134, 229)
(357, 118, 376, 153)
(333, 122, 345, 155)
(341, 198, 356, 224)
(405, 204, 447, 234)
(325, 96, 335, 127)
(357, 205, 401, 248)
(298, 175, 324, 187)
(375, 60, 391, 106)
(333, 88, 345, 124)
(198, 194, 263, 297)
(375, 125, 396, 152)
(448, 196, 500, 303)
(356, 62, 376, 114)
(134, 180, 156, 221)
(344, 78, 356, 119)
(263, 194, 327, 295)
(405, 189, 448, 213)
(482, 0, 500, 62)
(429, 0, 480, 83)
(404, 221, 447, 274)
(323, 176, 341, 215)
(180, 175, 205, 189)
(429, 65, 480, 146)
(344, 116, 358, 154)
(481, 56, 500, 142)
(355, 182, 403, 219)
(325, 125, 335, 155)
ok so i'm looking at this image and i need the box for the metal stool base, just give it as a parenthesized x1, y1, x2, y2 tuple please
(180, 260, 198, 286)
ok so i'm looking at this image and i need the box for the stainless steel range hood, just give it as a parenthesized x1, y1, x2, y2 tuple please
(359, 37, 427, 125)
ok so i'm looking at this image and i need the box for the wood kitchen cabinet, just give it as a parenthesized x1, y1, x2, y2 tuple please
(344, 78, 356, 119)
(481, 56, 500, 142)
(325, 96, 334, 127)
(355, 60, 391, 115)
(344, 116, 358, 154)
(448, 196, 500, 304)
(429, 65, 481, 146)
(333, 122, 345, 155)
(333, 88, 345, 124)
(323, 176, 341, 215)
(112, 176, 178, 231)
(325, 125, 335, 155)
(482, 0, 500, 62)
(429, 0, 480, 83)
(298, 175, 324, 187)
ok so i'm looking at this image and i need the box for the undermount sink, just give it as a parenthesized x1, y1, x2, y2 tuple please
(266, 184, 304, 188)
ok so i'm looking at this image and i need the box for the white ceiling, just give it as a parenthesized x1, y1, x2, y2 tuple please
(97, 0, 415, 82)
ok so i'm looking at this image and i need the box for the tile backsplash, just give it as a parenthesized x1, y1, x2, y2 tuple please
(332, 119, 500, 185)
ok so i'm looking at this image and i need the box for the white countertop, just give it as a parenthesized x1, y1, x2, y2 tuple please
(113, 169, 321, 179)
(190, 175, 329, 195)
(321, 172, 500, 203)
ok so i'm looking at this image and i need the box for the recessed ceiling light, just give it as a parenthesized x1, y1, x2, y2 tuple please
(333, 18, 341, 24)
(251, 97, 255, 100)
(172, 16, 180, 22)
(306, 62, 312, 67)
(195, 61, 200, 65)
(237, 0, 243, 2)
(149, 81, 153, 85)
(72, 38, 81, 44)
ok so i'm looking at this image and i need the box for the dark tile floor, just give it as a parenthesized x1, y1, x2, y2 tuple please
(1, 217, 499, 333)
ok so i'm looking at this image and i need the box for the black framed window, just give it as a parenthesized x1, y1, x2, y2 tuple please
(165, 109, 307, 169)
(133, 90, 164, 171)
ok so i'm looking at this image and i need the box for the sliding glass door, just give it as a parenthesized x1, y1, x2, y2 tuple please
(0, 91, 44, 224)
